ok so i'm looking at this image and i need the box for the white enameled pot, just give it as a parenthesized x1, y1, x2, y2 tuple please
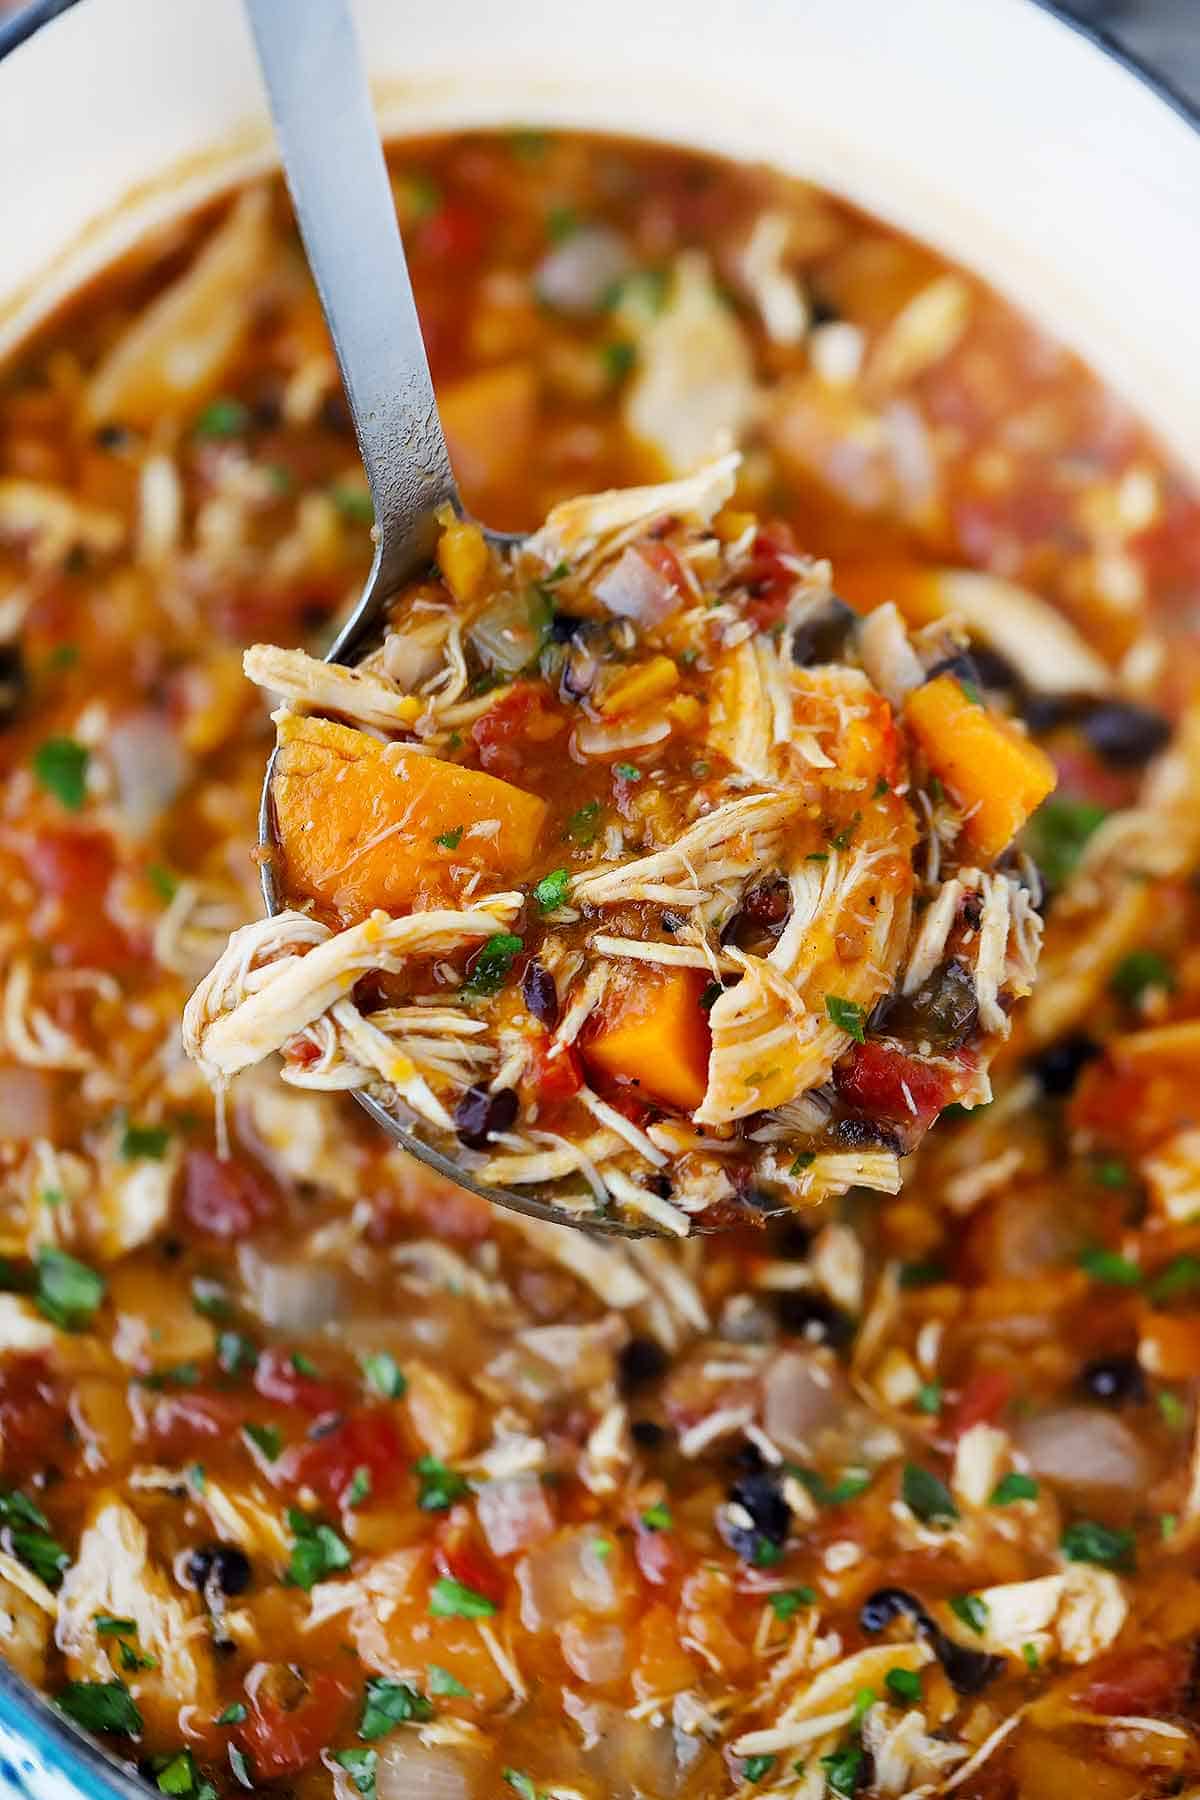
(0, 2, 1196, 1796)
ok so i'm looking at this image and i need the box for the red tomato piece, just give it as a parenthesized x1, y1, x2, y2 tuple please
(0, 1356, 64, 1474)
(835, 1040, 952, 1131)
(278, 1408, 405, 1508)
(1072, 1646, 1189, 1717)
(419, 199, 484, 266)
(632, 1516, 681, 1589)
(946, 1366, 1013, 1439)
(235, 1664, 350, 1780)
(434, 1509, 504, 1608)
(742, 524, 802, 629)
(181, 1150, 280, 1240)
(470, 682, 558, 782)
(25, 831, 134, 969)
(253, 1347, 345, 1418)
(529, 1036, 583, 1105)
(140, 1390, 249, 1451)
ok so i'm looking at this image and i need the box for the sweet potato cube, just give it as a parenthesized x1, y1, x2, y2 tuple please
(272, 713, 547, 922)
(904, 673, 1056, 861)
(581, 966, 712, 1114)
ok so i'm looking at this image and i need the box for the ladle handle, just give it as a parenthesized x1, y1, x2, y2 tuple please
(244, 0, 458, 605)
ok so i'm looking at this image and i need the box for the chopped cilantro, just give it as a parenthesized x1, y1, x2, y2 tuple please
(243, 1423, 282, 1462)
(1022, 1641, 1041, 1671)
(330, 483, 374, 523)
(1150, 1255, 1200, 1302)
(990, 1472, 1039, 1506)
(1091, 1158, 1131, 1189)
(144, 1362, 200, 1390)
(47, 643, 80, 672)
(915, 1382, 942, 1416)
(566, 799, 602, 845)
(825, 994, 866, 1042)
(640, 1501, 672, 1531)
(793, 1467, 871, 1507)
(193, 397, 249, 438)
(228, 1746, 254, 1789)
(360, 1350, 405, 1398)
(94, 1615, 136, 1637)
(602, 340, 637, 383)
(1060, 1518, 1134, 1570)
(57, 1679, 143, 1737)
(898, 1260, 945, 1289)
(1111, 947, 1174, 1004)
(533, 867, 570, 911)
(949, 1593, 989, 1636)
(429, 1576, 495, 1619)
(119, 1119, 171, 1160)
(503, 1773, 540, 1800)
(1025, 797, 1108, 889)
(190, 1276, 232, 1321)
(35, 1247, 104, 1330)
(901, 1464, 958, 1526)
(435, 826, 464, 849)
(148, 1748, 215, 1798)
(545, 204, 578, 243)
(359, 1676, 432, 1739)
(347, 1465, 372, 1509)
(286, 1508, 352, 1591)
(603, 267, 669, 317)
(820, 1742, 866, 1797)
(1078, 1245, 1141, 1287)
(415, 1455, 468, 1512)
(146, 863, 178, 902)
(332, 1748, 377, 1798)
(613, 762, 642, 781)
(742, 1754, 776, 1783)
(427, 1664, 471, 1698)
(885, 1667, 922, 1704)
(1161, 1512, 1178, 1540)
(1158, 1389, 1189, 1430)
(769, 1587, 816, 1621)
(217, 1331, 258, 1376)
(33, 736, 89, 810)
(216, 1702, 247, 1725)
(789, 1151, 815, 1175)
(0, 1491, 68, 1587)
(959, 677, 984, 707)
(830, 812, 861, 850)
(463, 932, 523, 996)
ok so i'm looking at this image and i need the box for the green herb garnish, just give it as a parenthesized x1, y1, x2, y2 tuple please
(428, 1576, 495, 1619)
(1078, 1246, 1141, 1287)
(119, 1119, 171, 1160)
(435, 826, 464, 849)
(427, 1664, 471, 1698)
(462, 932, 523, 996)
(286, 1508, 352, 1591)
(1111, 948, 1174, 1004)
(35, 1247, 104, 1330)
(33, 736, 89, 810)
(1060, 1518, 1135, 1570)
(824, 995, 866, 1042)
(193, 398, 249, 438)
(57, 1679, 143, 1737)
(359, 1677, 432, 1739)
(949, 1593, 989, 1636)
(360, 1351, 405, 1398)
(533, 867, 570, 911)
(332, 1748, 378, 1798)
(415, 1455, 469, 1512)
(885, 1667, 922, 1704)
(990, 1472, 1039, 1506)
(901, 1464, 958, 1526)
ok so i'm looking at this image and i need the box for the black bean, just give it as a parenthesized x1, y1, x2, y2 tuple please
(831, 1116, 904, 1155)
(661, 910, 687, 933)
(619, 1336, 669, 1392)
(521, 958, 558, 1029)
(454, 1083, 519, 1150)
(859, 1587, 1003, 1695)
(722, 1467, 791, 1562)
(0, 644, 26, 730)
(775, 1291, 855, 1351)
(808, 291, 840, 328)
(1080, 700, 1172, 768)
(1080, 1355, 1146, 1406)
(968, 644, 1023, 694)
(93, 422, 131, 450)
(549, 611, 586, 643)
(1029, 1032, 1101, 1098)
(1021, 690, 1084, 734)
(793, 597, 856, 667)
(774, 1220, 813, 1260)
(184, 1543, 252, 1598)
(925, 650, 984, 690)
(631, 1418, 670, 1449)
(876, 959, 979, 1052)
(646, 1174, 673, 1199)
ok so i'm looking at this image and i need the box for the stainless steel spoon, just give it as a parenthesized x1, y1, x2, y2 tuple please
(244, 0, 658, 1237)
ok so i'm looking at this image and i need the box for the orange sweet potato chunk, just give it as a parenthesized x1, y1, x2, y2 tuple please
(581, 966, 712, 1114)
(904, 673, 1057, 862)
(271, 713, 547, 922)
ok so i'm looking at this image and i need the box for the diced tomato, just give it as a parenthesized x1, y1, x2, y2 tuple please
(181, 1149, 280, 1239)
(1072, 1646, 1189, 1717)
(632, 1515, 682, 1589)
(278, 1408, 406, 1508)
(638, 539, 690, 600)
(140, 1390, 249, 1451)
(235, 1664, 350, 1780)
(742, 523, 801, 629)
(252, 1347, 346, 1418)
(835, 1040, 952, 1132)
(0, 1356, 65, 1475)
(471, 682, 563, 782)
(946, 1366, 1013, 1439)
(529, 1036, 583, 1105)
(25, 831, 135, 969)
(418, 199, 484, 266)
(434, 1508, 505, 1608)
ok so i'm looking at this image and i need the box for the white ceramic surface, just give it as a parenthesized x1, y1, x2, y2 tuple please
(1, 0, 1199, 471)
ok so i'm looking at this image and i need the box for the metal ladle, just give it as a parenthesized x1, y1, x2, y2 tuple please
(244, 0, 659, 1237)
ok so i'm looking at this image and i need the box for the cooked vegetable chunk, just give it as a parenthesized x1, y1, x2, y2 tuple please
(271, 713, 547, 921)
(905, 673, 1057, 860)
(581, 967, 712, 1113)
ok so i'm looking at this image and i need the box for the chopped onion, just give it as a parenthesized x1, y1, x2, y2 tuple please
(467, 588, 549, 675)
(107, 710, 190, 835)
(375, 1735, 489, 1800)
(573, 712, 671, 758)
(594, 546, 681, 627)
(1014, 1406, 1150, 1501)
(237, 1245, 346, 1332)
(560, 1617, 628, 1686)
(762, 1348, 845, 1455)
(516, 1526, 624, 1630)
(382, 625, 446, 689)
(534, 226, 630, 316)
(476, 1475, 555, 1557)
